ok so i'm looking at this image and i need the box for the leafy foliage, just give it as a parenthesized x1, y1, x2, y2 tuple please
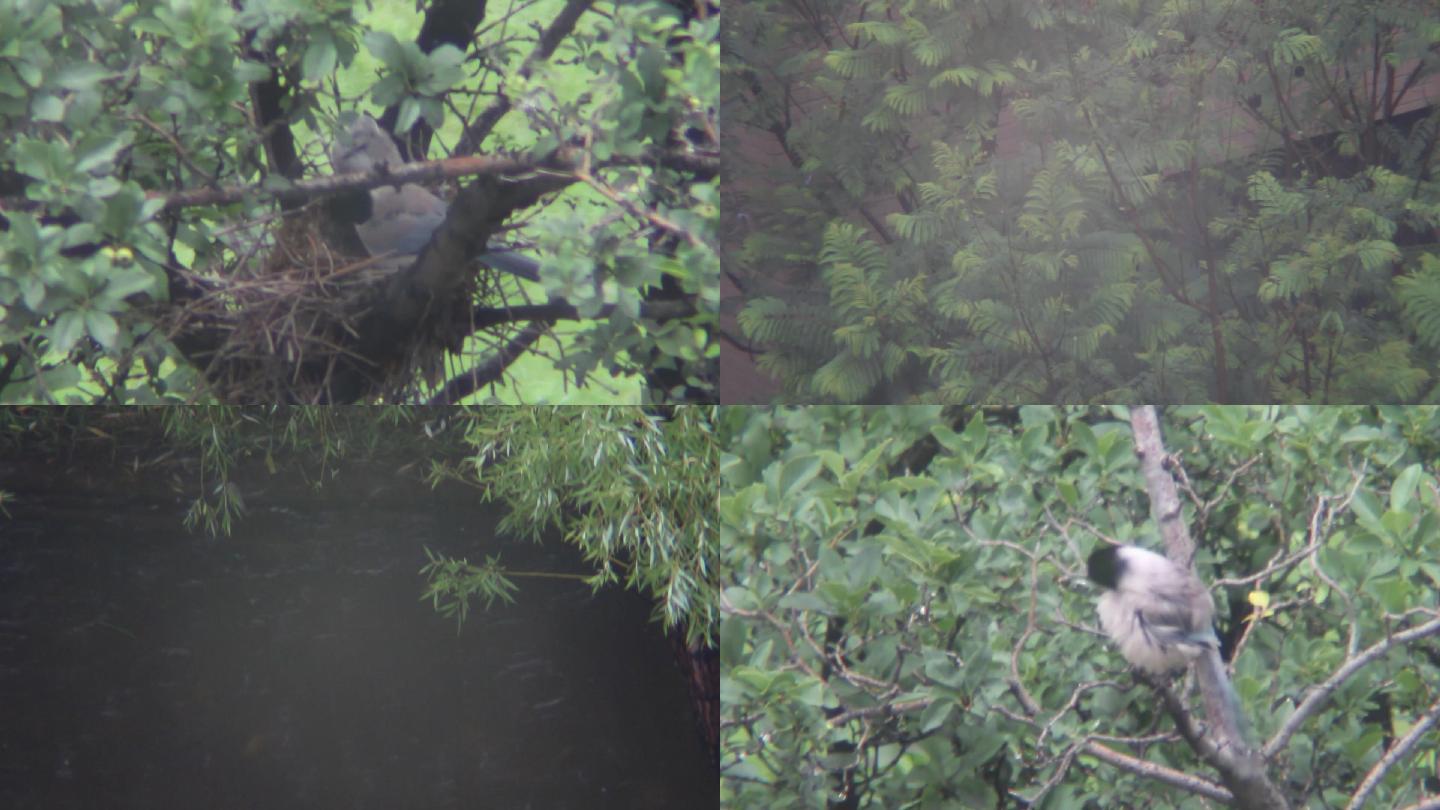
(1, 0, 717, 403)
(426, 406, 719, 646)
(5, 405, 717, 646)
(720, 405, 1440, 808)
(726, 0, 1440, 402)
(419, 548, 519, 628)
(1397, 254, 1440, 349)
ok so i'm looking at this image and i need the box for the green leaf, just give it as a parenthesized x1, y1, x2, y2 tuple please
(31, 94, 64, 122)
(87, 175, 122, 198)
(1390, 463, 1422, 513)
(13, 138, 68, 182)
(415, 81, 449, 111)
(101, 267, 158, 301)
(1396, 259, 1440, 348)
(394, 97, 420, 133)
(14, 58, 43, 89)
(84, 309, 120, 350)
(1354, 240, 1399, 273)
(52, 62, 113, 91)
(49, 310, 86, 354)
(372, 74, 406, 107)
(73, 134, 131, 174)
(421, 44, 465, 94)
(364, 30, 405, 69)
(1274, 28, 1324, 64)
(931, 66, 979, 89)
(234, 60, 271, 83)
(301, 36, 337, 82)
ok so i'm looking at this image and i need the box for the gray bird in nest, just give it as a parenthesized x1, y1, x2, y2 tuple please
(329, 114, 538, 280)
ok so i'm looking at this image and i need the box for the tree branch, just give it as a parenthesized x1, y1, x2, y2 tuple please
(425, 323, 550, 404)
(470, 298, 696, 330)
(155, 152, 564, 212)
(1346, 692, 1440, 810)
(122, 146, 715, 214)
(1080, 738, 1234, 803)
(1266, 616, 1440, 760)
(458, 0, 597, 154)
(1130, 406, 1290, 810)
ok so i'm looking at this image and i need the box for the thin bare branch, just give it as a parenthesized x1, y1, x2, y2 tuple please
(1346, 692, 1440, 810)
(1266, 616, 1440, 760)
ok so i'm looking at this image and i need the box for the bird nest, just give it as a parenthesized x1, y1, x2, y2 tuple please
(161, 201, 496, 403)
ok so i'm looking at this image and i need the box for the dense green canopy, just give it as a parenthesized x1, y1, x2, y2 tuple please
(720, 406, 1440, 807)
(725, 0, 1440, 402)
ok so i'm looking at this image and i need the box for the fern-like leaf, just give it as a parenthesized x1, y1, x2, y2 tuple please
(1396, 256, 1440, 349)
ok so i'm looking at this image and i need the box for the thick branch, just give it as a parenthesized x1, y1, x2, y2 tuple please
(138, 146, 713, 212)
(155, 152, 563, 212)
(1130, 406, 1289, 810)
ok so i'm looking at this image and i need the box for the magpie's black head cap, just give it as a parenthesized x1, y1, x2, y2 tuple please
(1086, 545, 1122, 589)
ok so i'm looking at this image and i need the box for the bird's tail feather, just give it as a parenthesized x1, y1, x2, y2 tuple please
(478, 250, 540, 282)
(1199, 648, 1252, 748)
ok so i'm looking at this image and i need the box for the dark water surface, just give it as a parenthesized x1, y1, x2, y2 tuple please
(0, 491, 711, 809)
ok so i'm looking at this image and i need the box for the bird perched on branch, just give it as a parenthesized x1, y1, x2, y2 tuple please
(1086, 544, 1219, 674)
(1085, 544, 1250, 744)
(329, 114, 538, 279)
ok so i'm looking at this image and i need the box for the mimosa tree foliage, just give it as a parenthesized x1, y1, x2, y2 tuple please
(724, 0, 1440, 402)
